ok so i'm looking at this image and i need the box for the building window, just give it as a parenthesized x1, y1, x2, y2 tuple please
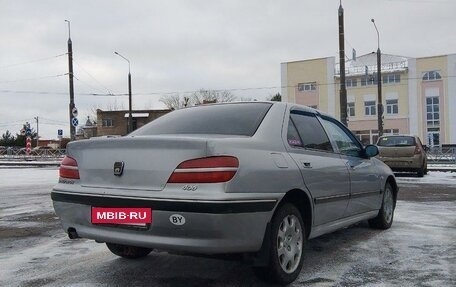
(361, 76, 376, 86)
(347, 102, 355, 117)
(298, 82, 317, 91)
(384, 129, 400, 135)
(354, 129, 379, 145)
(422, 71, 442, 81)
(102, 118, 114, 127)
(346, 78, 357, 87)
(426, 97, 440, 128)
(427, 129, 440, 147)
(364, 101, 376, 116)
(383, 74, 400, 84)
(386, 99, 398, 115)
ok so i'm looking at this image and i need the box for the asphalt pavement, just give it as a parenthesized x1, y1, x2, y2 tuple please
(0, 168, 455, 287)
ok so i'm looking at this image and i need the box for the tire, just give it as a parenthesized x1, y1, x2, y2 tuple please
(417, 166, 424, 177)
(254, 203, 305, 285)
(369, 183, 395, 229)
(106, 243, 152, 259)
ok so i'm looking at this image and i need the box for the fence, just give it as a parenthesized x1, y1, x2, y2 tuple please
(0, 148, 66, 161)
(0, 146, 455, 165)
(426, 147, 456, 165)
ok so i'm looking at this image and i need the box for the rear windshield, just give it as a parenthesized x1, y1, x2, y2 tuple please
(131, 102, 272, 136)
(377, 136, 416, 147)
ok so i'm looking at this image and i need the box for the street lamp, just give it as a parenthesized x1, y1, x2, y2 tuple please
(114, 51, 133, 133)
(371, 19, 383, 137)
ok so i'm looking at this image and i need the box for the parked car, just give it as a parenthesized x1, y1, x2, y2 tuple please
(52, 102, 398, 285)
(376, 135, 428, 177)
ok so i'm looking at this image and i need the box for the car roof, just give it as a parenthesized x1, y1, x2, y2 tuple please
(378, 134, 418, 138)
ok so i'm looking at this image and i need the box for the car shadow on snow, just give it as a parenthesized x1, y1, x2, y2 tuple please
(78, 221, 383, 287)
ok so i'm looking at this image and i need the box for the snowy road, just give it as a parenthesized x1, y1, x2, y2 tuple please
(0, 168, 455, 286)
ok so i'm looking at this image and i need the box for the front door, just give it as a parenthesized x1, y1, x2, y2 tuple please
(285, 110, 351, 226)
(320, 116, 382, 215)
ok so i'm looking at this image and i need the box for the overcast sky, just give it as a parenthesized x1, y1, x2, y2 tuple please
(0, 0, 455, 139)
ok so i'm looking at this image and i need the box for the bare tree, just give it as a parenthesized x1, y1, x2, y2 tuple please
(190, 89, 236, 105)
(159, 94, 190, 110)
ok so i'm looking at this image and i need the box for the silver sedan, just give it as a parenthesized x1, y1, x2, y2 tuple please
(52, 102, 397, 285)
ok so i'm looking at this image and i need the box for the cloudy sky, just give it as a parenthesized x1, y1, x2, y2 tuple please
(0, 0, 455, 139)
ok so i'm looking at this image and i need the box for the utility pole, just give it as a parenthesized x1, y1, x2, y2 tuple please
(114, 51, 133, 133)
(65, 20, 76, 140)
(371, 19, 383, 137)
(34, 116, 39, 147)
(338, 1, 348, 126)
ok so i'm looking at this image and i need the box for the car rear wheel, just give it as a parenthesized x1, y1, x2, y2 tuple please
(254, 203, 305, 285)
(417, 166, 425, 177)
(369, 183, 395, 229)
(106, 243, 153, 259)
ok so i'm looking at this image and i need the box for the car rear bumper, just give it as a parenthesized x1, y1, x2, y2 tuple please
(52, 191, 276, 254)
(377, 156, 424, 170)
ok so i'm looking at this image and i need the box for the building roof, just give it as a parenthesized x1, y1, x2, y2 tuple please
(336, 52, 409, 76)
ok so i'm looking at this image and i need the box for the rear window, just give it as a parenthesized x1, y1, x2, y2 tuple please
(131, 102, 272, 136)
(377, 136, 416, 147)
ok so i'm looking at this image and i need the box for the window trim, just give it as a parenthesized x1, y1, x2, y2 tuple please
(297, 82, 317, 92)
(347, 102, 355, 117)
(286, 109, 334, 154)
(385, 99, 399, 115)
(102, 118, 114, 127)
(422, 71, 442, 81)
(319, 115, 366, 158)
(364, 100, 377, 116)
(383, 73, 401, 84)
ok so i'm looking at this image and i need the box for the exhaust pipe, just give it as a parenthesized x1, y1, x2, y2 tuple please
(67, 227, 79, 239)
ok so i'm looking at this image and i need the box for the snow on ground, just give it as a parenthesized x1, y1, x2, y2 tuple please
(0, 167, 58, 188)
(0, 167, 455, 286)
(395, 171, 456, 185)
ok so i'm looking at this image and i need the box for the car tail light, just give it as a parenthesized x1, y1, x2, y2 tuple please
(414, 145, 421, 155)
(59, 156, 80, 179)
(167, 156, 239, 183)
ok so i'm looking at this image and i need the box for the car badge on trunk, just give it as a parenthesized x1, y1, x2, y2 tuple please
(114, 161, 125, 176)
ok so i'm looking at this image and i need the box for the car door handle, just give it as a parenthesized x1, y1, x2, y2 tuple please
(301, 161, 312, 168)
(346, 161, 355, 169)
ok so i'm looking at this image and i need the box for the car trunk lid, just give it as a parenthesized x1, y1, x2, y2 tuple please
(378, 145, 417, 157)
(67, 136, 208, 191)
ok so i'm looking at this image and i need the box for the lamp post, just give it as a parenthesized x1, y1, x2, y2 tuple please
(114, 51, 133, 133)
(371, 19, 383, 137)
(338, 1, 348, 126)
(65, 20, 76, 140)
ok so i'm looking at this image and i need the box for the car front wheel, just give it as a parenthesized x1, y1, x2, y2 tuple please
(255, 203, 305, 285)
(106, 243, 153, 259)
(369, 183, 395, 229)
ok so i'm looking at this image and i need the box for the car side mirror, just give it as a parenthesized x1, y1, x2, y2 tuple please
(364, 144, 379, 158)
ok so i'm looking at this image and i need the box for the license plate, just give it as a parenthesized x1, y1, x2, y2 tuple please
(91, 207, 152, 225)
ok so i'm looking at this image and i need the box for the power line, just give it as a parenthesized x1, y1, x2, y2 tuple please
(0, 74, 455, 97)
(73, 74, 108, 94)
(73, 58, 114, 95)
(0, 53, 67, 69)
(0, 73, 67, 84)
(40, 117, 67, 124)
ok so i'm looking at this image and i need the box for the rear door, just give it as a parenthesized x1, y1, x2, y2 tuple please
(285, 110, 351, 226)
(319, 116, 382, 215)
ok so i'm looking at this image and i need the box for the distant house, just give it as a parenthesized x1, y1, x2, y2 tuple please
(76, 116, 98, 140)
(37, 139, 61, 149)
(96, 109, 171, 136)
(281, 52, 456, 146)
